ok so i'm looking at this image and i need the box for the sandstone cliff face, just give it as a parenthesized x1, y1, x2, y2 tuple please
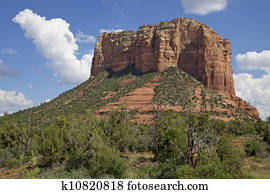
(92, 17, 234, 96)
(91, 17, 259, 118)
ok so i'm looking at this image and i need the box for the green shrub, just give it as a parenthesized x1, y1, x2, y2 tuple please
(64, 116, 128, 178)
(150, 160, 177, 178)
(263, 128, 270, 145)
(38, 118, 70, 167)
(0, 121, 20, 150)
(227, 120, 255, 136)
(265, 145, 270, 154)
(221, 158, 245, 178)
(0, 149, 13, 168)
(65, 146, 85, 171)
(102, 108, 134, 152)
(86, 132, 128, 178)
(6, 158, 22, 169)
(157, 113, 186, 164)
(217, 136, 234, 162)
(176, 165, 197, 178)
(245, 140, 262, 156)
(22, 167, 40, 179)
(196, 161, 232, 179)
(212, 119, 227, 135)
(128, 124, 151, 152)
(266, 116, 270, 124)
(254, 120, 269, 135)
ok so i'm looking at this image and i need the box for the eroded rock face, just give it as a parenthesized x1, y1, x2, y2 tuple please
(91, 17, 259, 118)
(92, 17, 234, 96)
(233, 97, 260, 118)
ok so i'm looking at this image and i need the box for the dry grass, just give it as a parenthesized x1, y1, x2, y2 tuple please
(124, 152, 155, 178)
(0, 166, 25, 179)
(245, 157, 270, 179)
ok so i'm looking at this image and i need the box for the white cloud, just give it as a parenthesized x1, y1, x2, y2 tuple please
(0, 59, 19, 78)
(181, 0, 227, 15)
(0, 89, 33, 115)
(234, 50, 270, 120)
(235, 50, 270, 71)
(100, 28, 124, 33)
(13, 9, 93, 85)
(1, 48, 17, 54)
(75, 31, 96, 43)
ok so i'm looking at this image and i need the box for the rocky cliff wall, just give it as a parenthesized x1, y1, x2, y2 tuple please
(92, 17, 235, 97)
(91, 17, 259, 118)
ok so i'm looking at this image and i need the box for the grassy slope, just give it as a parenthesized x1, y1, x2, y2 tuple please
(1, 67, 255, 127)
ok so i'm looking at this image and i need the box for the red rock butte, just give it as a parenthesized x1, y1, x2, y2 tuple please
(91, 17, 259, 118)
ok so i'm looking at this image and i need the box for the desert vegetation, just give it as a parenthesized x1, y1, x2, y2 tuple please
(0, 109, 270, 178)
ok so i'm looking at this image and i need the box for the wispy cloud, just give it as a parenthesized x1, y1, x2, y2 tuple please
(100, 28, 124, 33)
(100, 0, 140, 19)
(27, 84, 33, 89)
(75, 31, 96, 43)
(0, 59, 19, 78)
(1, 48, 17, 54)
(181, 0, 227, 15)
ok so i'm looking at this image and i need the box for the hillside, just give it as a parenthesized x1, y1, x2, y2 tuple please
(0, 79, 270, 178)
(1, 67, 257, 126)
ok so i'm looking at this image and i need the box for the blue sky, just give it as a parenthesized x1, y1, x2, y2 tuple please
(0, 0, 270, 119)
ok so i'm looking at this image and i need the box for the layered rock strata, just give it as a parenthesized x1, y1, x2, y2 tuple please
(91, 17, 259, 118)
(92, 17, 234, 96)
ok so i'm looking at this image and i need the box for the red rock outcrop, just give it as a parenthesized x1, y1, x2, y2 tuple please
(91, 17, 259, 118)
(92, 17, 234, 96)
(233, 97, 260, 118)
